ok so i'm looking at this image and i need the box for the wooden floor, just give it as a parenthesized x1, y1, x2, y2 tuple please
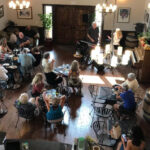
(0, 45, 150, 150)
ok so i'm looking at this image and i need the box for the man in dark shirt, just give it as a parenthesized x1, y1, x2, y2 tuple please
(17, 32, 31, 48)
(87, 22, 99, 44)
(24, 25, 37, 38)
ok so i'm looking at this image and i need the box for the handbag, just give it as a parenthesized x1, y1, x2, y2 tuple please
(110, 124, 121, 139)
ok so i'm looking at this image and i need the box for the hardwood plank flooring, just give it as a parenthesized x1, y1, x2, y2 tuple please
(0, 45, 150, 150)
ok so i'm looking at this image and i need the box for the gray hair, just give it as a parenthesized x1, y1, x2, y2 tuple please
(18, 93, 29, 104)
(128, 73, 136, 80)
(71, 60, 79, 72)
(122, 83, 129, 91)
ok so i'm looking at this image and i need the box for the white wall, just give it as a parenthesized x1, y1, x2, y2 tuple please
(5, 0, 146, 31)
(0, 0, 8, 30)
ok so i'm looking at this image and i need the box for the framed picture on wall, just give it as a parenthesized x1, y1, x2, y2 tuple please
(17, 7, 32, 19)
(117, 7, 131, 23)
(0, 5, 4, 18)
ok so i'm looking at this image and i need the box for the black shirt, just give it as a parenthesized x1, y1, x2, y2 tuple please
(87, 27, 99, 44)
(24, 29, 36, 38)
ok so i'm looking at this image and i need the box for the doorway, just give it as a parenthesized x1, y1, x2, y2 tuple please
(53, 5, 95, 44)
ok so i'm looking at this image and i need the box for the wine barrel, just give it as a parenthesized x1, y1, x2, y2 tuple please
(143, 88, 150, 122)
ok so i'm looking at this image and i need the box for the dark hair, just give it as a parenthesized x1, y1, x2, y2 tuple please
(43, 52, 50, 59)
(131, 125, 144, 147)
(33, 47, 39, 53)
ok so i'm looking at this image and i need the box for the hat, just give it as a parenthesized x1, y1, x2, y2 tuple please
(51, 97, 60, 106)
(116, 28, 120, 31)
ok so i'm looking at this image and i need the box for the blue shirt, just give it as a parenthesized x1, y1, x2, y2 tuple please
(46, 105, 63, 120)
(18, 53, 35, 67)
(120, 89, 136, 110)
(17, 36, 29, 46)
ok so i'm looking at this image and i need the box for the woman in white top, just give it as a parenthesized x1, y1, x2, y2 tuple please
(122, 73, 139, 93)
(113, 28, 123, 50)
(0, 63, 8, 81)
(42, 52, 62, 86)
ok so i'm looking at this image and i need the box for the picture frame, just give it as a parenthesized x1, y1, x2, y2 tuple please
(117, 7, 131, 23)
(17, 7, 32, 19)
(0, 5, 4, 18)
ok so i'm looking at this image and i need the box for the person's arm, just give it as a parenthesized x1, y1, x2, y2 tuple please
(43, 92, 50, 111)
(121, 137, 132, 150)
(59, 95, 66, 108)
(6, 45, 12, 53)
(87, 33, 95, 43)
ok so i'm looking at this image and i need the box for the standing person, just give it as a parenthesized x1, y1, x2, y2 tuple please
(31, 73, 45, 97)
(117, 125, 145, 150)
(87, 22, 99, 44)
(68, 60, 82, 95)
(17, 32, 31, 48)
(113, 28, 123, 50)
(18, 48, 35, 78)
(42, 52, 62, 87)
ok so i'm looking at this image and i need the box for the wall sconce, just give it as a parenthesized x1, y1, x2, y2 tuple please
(148, 3, 150, 9)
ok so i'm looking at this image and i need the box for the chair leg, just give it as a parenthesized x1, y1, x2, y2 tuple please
(15, 114, 19, 128)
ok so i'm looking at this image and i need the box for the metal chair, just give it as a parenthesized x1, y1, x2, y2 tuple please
(15, 104, 35, 128)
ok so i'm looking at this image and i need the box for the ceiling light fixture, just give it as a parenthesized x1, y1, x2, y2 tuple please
(96, 0, 117, 13)
(9, 0, 30, 9)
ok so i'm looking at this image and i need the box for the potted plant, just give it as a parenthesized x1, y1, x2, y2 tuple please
(38, 13, 52, 39)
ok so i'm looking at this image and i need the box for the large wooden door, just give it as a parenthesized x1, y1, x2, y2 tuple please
(53, 5, 95, 44)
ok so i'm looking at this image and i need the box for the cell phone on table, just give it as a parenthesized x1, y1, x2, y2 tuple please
(22, 142, 29, 150)
(122, 134, 127, 142)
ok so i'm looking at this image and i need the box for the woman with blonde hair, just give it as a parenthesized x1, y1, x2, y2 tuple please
(31, 73, 45, 97)
(113, 28, 123, 49)
(0, 37, 12, 54)
(68, 60, 82, 95)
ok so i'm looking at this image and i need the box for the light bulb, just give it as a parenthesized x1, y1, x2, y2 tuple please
(103, 3, 106, 8)
(110, 4, 113, 9)
(22, 0, 26, 6)
(106, 7, 109, 12)
(16, 0, 20, 5)
(12, 3, 16, 9)
(148, 3, 150, 9)
(25, 1, 30, 8)
(9, 1, 13, 8)
(112, 5, 117, 12)
(20, 3, 23, 9)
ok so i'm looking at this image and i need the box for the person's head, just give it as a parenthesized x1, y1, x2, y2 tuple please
(127, 73, 136, 81)
(115, 28, 122, 38)
(51, 97, 60, 107)
(43, 52, 50, 60)
(0, 37, 7, 47)
(28, 97, 36, 105)
(26, 25, 31, 31)
(22, 48, 27, 54)
(14, 28, 19, 36)
(32, 47, 39, 53)
(92, 22, 97, 29)
(71, 60, 79, 72)
(131, 125, 144, 147)
(32, 73, 43, 85)
(18, 93, 29, 104)
(19, 32, 24, 39)
(122, 83, 129, 92)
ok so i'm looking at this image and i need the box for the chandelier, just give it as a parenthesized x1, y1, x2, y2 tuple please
(96, 0, 117, 13)
(9, 0, 30, 9)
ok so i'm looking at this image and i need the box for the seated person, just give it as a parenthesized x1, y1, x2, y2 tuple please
(31, 47, 41, 67)
(68, 60, 82, 95)
(42, 52, 62, 86)
(31, 73, 45, 97)
(122, 73, 139, 93)
(43, 92, 66, 121)
(113, 84, 136, 116)
(0, 37, 12, 54)
(17, 32, 30, 48)
(117, 125, 145, 150)
(24, 26, 40, 46)
(0, 62, 19, 89)
(14, 93, 37, 116)
(18, 48, 35, 78)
